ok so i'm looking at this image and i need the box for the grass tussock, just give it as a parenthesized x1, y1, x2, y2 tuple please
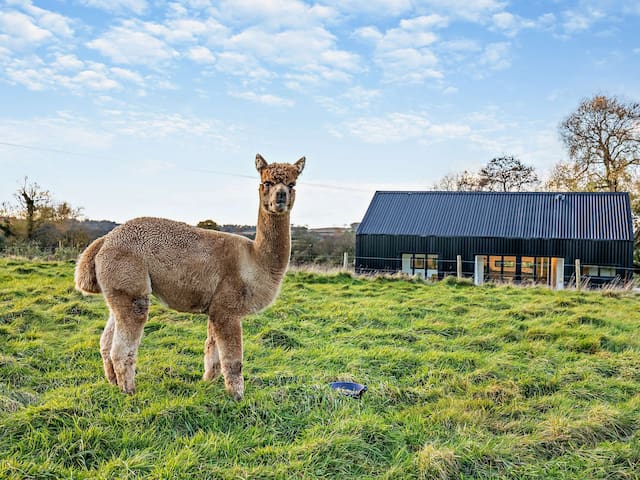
(0, 258, 639, 479)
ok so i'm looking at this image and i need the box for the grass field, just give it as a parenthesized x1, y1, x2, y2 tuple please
(0, 258, 639, 479)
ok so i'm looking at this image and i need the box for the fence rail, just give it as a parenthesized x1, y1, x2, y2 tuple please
(2, 246, 638, 290)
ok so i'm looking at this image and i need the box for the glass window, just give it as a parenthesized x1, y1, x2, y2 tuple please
(521, 256, 534, 280)
(502, 256, 516, 281)
(584, 265, 599, 276)
(536, 257, 550, 284)
(599, 267, 616, 277)
(412, 256, 425, 269)
(427, 254, 438, 270)
(489, 255, 502, 280)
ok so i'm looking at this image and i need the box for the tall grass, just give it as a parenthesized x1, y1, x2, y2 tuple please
(0, 259, 639, 479)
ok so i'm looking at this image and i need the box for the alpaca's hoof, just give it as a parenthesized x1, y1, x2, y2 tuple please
(229, 389, 244, 401)
(118, 381, 136, 394)
(226, 378, 244, 401)
(203, 366, 221, 381)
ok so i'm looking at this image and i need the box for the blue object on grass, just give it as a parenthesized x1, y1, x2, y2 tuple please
(330, 381, 368, 399)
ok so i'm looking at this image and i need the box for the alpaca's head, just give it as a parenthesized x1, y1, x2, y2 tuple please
(255, 154, 305, 215)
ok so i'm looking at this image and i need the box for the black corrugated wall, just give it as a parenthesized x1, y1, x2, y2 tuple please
(355, 234, 634, 278)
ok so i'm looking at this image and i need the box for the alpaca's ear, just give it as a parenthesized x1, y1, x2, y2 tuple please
(294, 156, 305, 175)
(255, 154, 268, 172)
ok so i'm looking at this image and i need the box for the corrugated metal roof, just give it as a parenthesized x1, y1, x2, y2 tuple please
(357, 191, 633, 241)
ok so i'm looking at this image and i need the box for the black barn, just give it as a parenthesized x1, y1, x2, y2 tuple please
(355, 191, 634, 288)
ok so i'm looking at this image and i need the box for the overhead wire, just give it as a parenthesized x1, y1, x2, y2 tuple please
(0, 140, 423, 193)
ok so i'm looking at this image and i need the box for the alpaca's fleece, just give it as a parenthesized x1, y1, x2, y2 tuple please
(74, 154, 305, 399)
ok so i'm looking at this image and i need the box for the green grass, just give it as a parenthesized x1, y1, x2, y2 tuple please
(0, 259, 639, 479)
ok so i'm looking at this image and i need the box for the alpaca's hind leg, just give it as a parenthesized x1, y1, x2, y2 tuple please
(100, 312, 117, 385)
(211, 315, 244, 400)
(203, 317, 221, 381)
(106, 293, 149, 394)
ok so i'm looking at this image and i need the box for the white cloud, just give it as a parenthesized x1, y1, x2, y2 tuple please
(0, 11, 52, 49)
(223, 26, 362, 85)
(228, 90, 294, 107)
(215, 51, 276, 80)
(3, 54, 137, 93)
(110, 67, 144, 84)
(0, 112, 115, 150)
(336, 112, 470, 143)
(356, 16, 447, 84)
(161, 18, 228, 44)
(477, 42, 511, 71)
(324, 0, 413, 17)
(217, 0, 338, 27)
(316, 86, 381, 114)
(79, 0, 148, 15)
(491, 11, 556, 36)
(87, 22, 179, 66)
(52, 53, 84, 70)
(22, 2, 74, 38)
(186, 46, 216, 64)
(420, 0, 507, 22)
(73, 69, 120, 90)
(102, 110, 240, 145)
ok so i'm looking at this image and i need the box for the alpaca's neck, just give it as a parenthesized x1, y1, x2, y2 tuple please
(253, 208, 291, 276)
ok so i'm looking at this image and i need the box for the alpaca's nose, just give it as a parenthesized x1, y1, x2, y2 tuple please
(276, 189, 287, 204)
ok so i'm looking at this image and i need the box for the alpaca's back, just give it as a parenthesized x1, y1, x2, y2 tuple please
(95, 217, 254, 313)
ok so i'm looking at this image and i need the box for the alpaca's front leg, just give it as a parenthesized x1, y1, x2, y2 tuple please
(100, 312, 117, 385)
(107, 294, 149, 394)
(212, 315, 244, 400)
(203, 317, 221, 380)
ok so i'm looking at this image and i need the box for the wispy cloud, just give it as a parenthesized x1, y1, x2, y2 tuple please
(186, 46, 215, 64)
(87, 21, 179, 66)
(491, 11, 555, 37)
(333, 112, 470, 143)
(419, 0, 507, 22)
(315, 86, 381, 114)
(228, 90, 295, 107)
(78, 0, 148, 15)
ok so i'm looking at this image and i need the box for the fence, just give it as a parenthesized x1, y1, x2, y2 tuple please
(2, 246, 638, 290)
(0, 244, 83, 261)
(353, 255, 639, 290)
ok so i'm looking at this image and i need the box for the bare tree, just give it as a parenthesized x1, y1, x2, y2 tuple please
(432, 170, 484, 191)
(15, 177, 52, 240)
(478, 155, 539, 192)
(1, 177, 82, 242)
(559, 94, 640, 192)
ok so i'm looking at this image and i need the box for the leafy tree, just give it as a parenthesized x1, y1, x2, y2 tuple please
(197, 219, 220, 230)
(478, 155, 539, 192)
(558, 94, 640, 192)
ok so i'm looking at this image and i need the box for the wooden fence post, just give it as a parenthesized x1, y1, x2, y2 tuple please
(343, 252, 349, 269)
(457, 255, 462, 279)
(575, 259, 581, 290)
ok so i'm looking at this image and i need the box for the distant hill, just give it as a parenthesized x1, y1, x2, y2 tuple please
(75, 219, 120, 241)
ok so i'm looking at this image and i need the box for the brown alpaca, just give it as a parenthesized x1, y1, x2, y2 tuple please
(75, 154, 305, 399)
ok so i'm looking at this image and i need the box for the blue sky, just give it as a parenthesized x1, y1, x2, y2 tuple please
(1, 0, 639, 227)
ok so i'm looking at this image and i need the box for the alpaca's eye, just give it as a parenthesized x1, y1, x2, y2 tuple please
(288, 183, 296, 189)
(263, 181, 273, 188)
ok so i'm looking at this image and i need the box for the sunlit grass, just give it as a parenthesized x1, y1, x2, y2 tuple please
(0, 259, 639, 479)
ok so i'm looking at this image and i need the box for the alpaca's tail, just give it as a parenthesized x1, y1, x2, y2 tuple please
(75, 236, 105, 294)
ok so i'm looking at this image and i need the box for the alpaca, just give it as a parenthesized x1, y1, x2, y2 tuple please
(75, 154, 305, 399)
